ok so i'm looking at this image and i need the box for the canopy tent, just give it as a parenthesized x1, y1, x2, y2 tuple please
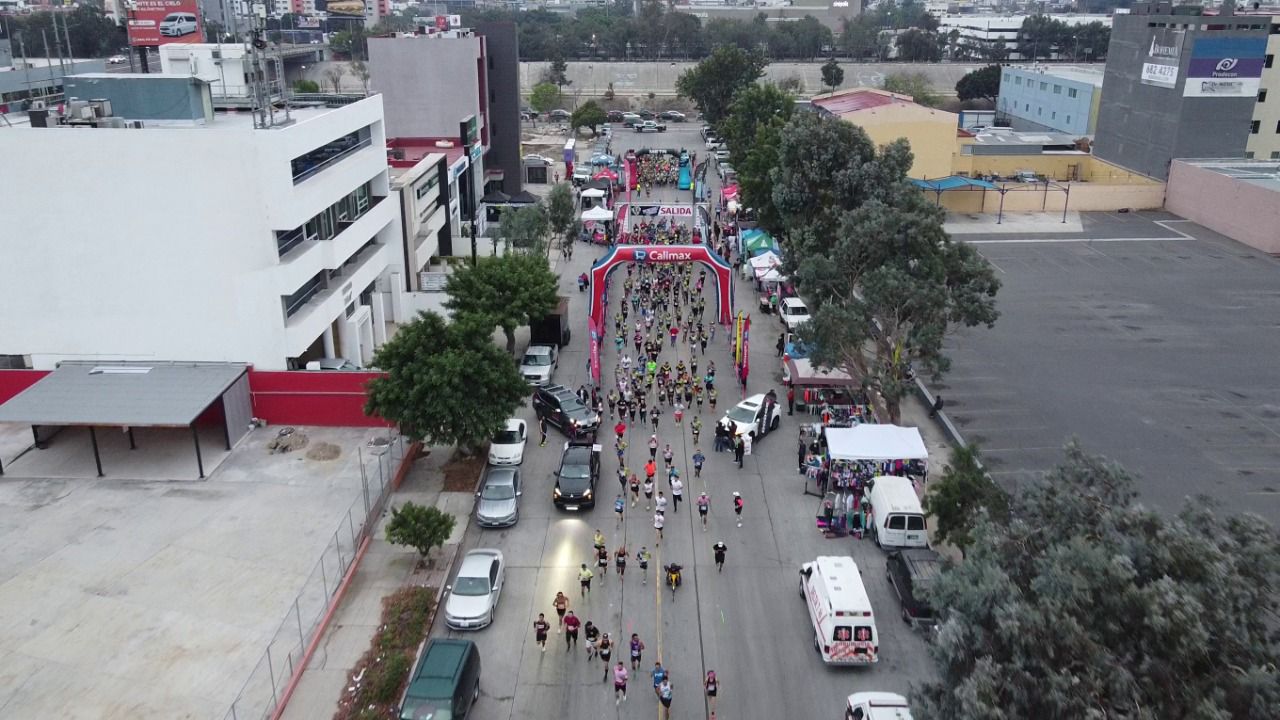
(721, 184, 739, 201)
(480, 190, 510, 204)
(756, 267, 786, 283)
(581, 206, 613, 222)
(507, 190, 538, 205)
(749, 251, 782, 270)
(592, 168, 619, 181)
(785, 356, 851, 387)
(911, 175, 1072, 226)
(825, 425, 928, 462)
(581, 188, 607, 199)
(740, 228, 779, 256)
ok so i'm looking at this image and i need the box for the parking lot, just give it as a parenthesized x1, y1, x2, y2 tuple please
(937, 211, 1280, 524)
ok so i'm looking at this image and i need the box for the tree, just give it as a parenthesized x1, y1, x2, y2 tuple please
(443, 253, 559, 355)
(921, 445, 1007, 555)
(365, 312, 528, 449)
(773, 112, 1000, 422)
(570, 100, 608, 136)
(676, 45, 767, 125)
(492, 203, 551, 255)
(718, 82, 793, 232)
(916, 442, 1280, 719)
(546, 182, 577, 249)
(896, 28, 942, 62)
(544, 49, 572, 91)
(328, 27, 367, 60)
(529, 82, 561, 114)
(955, 64, 1001, 103)
(349, 60, 371, 95)
(1017, 14, 1066, 60)
(881, 72, 941, 108)
(293, 79, 320, 93)
(324, 65, 347, 94)
(820, 58, 844, 94)
(385, 502, 456, 562)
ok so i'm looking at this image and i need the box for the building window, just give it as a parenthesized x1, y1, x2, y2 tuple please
(1068, 88, 1078, 98)
(1250, 120, 1260, 134)
(1276, 120, 1280, 133)
(1066, 115, 1071, 124)
(1054, 84, 1062, 94)
(1272, 151, 1280, 159)
(1267, 54, 1275, 69)
(1026, 103, 1030, 111)
(1051, 111, 1057, 119)
(1038, 107, 1043, 116)
(1015, 76, 1022, 85)
(1039, 81, 1047, 90)
(1245, 151, 1255, 159)
(1261, 89, 1269, 103)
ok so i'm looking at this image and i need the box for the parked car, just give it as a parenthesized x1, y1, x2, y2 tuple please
(523, 153, 554, 165)
(714, 149, 731, 163)
(846, 692, 914, 720)
(621, 112, 642, 127)
(660, 110, 686, 122)
(519, 344, 558, 386)
(400, 639, 481, 720)
(721, 392, 783, 441)
(635, 120, 667, 133)
(705, 136, 725, 151)
(521, 110, 538, 121)
(445, 549, 505, 629)
(553, 439, 600, 510)
(779, 297, 811, 331)
(700, 124, 714, 140)
(572, 165, 593, 185)
(607, 110, 624, 122)
(548, 108, 571, 120)
(476, 466, 522, 528)
(717, 163, 736, 182)
(637, 109, 655, 120)
(532, 384, 600, 439)
(107, 54, 128, 64)
(487, 418, 527, 466)
(886, 548, 943, 628)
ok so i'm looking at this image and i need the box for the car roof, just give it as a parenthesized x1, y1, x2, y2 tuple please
(526, 345, 554, 354)
(459, 549, 501, 576)
(811, 555, 873, 611)
(782, 297, 807, 308)
(736, 394, 765, 409)
(847, 692, 912, 719)
(484, 466, 518, 485)
(503, 418, 524, 431)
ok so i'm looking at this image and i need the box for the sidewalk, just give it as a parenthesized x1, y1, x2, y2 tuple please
(279, 447, 475, 720)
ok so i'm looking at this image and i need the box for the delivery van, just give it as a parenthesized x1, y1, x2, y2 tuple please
(799, 556, 878, 665)
(845, 692, 914, 720)
(864, 475, 928, 549)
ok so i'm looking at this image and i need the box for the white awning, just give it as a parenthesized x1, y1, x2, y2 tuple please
(826, 425, 928, 462)
(581, 188, 607, 198)
(582, 206, 613, 221)
(749, 250, 782, 269)
(755, 267, 786, 282)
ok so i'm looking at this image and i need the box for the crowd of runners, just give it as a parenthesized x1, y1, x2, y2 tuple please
(635, 153, 681, 186)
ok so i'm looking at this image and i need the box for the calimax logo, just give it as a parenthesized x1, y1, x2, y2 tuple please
(1150, 36, 1180, 60)
(634, 250, 694, 262)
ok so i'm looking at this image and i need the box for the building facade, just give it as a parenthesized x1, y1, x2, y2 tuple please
(474, 20, 523, 195)
(0, 81, 401, 371)
(1245, 21, 1280, 159)
(812, 87, 960, 179)
(997, 65, 1103, 135)
(1093, 2, 1272, 180)
(938, 14, 1113, 60)
(389, 150, 453, 293)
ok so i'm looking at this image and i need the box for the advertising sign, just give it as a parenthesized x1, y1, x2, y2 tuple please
(1140, 28, 1183, 89)
(319, 0, 367, 18)
(1141, 62, 1179, 88)
(1183, 37, 1267, 98)
(631, 205, 694, 218)
(126, 0, 203, 47)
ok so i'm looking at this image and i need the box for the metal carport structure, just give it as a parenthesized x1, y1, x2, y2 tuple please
(912, 175, 1071, 225)
(0, 361, 251, 479)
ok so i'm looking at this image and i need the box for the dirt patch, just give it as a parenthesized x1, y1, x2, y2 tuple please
(266, 428, 308, 454)
(333, 586, 437, 720)
(442, 452, 485, 492)
(305, 442, 342, 461)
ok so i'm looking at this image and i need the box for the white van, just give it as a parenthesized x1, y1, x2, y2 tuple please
(798, 556, 878, 665)
(845, 692, 913, 720)
(159, 12, 198, 37)
(864, 475, 928, 549)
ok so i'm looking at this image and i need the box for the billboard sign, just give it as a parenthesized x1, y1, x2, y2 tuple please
(1183, 37, 1267, 98)
(1140, 28, 1183, 89)
(126, 0, 203, 47)
(319, 0, 367, 18)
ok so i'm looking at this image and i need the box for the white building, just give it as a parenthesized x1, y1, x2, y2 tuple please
(158, 44, 286, 108)
(937, 14, 1112, 60)
(0, 80, 403, 371)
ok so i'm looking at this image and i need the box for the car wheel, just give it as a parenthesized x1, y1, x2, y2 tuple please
(770, 416, 780, 431)
(814, 634, 821, 654)
(473, 679, 479, 702)
(901, 606, 912, 625)
(799, 579, 804, 597)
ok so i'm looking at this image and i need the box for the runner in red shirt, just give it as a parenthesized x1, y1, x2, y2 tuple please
(563, 611, 581, 652)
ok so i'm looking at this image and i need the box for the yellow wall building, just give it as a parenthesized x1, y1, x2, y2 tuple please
(810, 88, 960, 180)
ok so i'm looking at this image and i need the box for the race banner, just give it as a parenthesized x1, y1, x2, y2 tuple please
(589, 317, 602, 384)
(630, 205, 695, 219)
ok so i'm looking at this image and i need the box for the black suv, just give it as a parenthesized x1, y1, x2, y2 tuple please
(607, 110, 624, 123)
(554, 439, 600, 510)
(532, 384, 600, 440)
(886, 548, 943, 628)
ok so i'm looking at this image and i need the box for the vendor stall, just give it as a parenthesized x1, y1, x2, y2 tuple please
(807, 425, 930, 536)
(783, 356, 873, 423)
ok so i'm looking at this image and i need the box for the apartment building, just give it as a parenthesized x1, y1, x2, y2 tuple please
(0, 75, 401, 371)
(937, 14, 1112, 60)
(997, 65, 1104, 135)
(1245, 16, 1280, 159)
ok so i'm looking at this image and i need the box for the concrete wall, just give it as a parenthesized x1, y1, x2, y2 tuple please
(929, 178, 1165, 214)
(952, 153, 1157, 184)
(1246, 32, 1280, 160)
(1166, 160, 1280, 254)
(368, 36, 482, 139)
(997, 67, 1099, 135)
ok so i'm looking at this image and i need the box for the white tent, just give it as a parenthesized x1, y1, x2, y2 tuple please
(582, 206, 613, 222)
(755, 267, 786, 283)
(825, 425, 928, 462)
(581, 188, 607, 198)
(749, 251, 782, 269)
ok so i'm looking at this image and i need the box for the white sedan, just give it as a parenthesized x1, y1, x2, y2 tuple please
(488, 419, 527, 465)
(444, 549, 506, 630)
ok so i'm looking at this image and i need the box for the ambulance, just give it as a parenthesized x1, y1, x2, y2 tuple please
(799, 556, 879, 664)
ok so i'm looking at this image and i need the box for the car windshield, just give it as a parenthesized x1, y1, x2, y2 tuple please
(453, 576, 490, 596)
(493, 430, 522, 444)
(560, 456, 590, 479)
(727, 405, 758, 424)
(481, 482, 516, 500)
(560, 398, 587, 415)
(523, 353, 552, 367)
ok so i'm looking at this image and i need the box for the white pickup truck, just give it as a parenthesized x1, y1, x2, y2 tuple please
(635, 120, 667, 133)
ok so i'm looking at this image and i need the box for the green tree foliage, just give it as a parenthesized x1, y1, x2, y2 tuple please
(492, 203, 551, 256)
(1017, 15, 1109, 61)
(293, 79, 321, 94)
(366, 312, 528, 448)
(544, 49, 572, 90)
(718, 83, 794, 233)
(955, 64, 1002, 103)
(881, 72, 941, 108)
(676, 45, 767, 125)
(546, 183, 578, 248)
(896, 28, 942, 62)
(917, 442, 1280, 719)
(529, 82, 561, 114)
(768, 15, 832, 61)
(570, 100, 608, 136)
(6, 6, 125, 59)
(821, 59, 845, 94)
(772, 113, 1000, 422)
(443, 253, 559, 355)
(838, 0, 936, 60)
(328, 27, 368, 60)
(385, 502, 456, 560)
(921, 445, 1007, 555)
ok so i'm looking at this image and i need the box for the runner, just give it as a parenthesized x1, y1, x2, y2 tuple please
(630, 472, 641, 507)
(637, 546, 652, 584)
(563, 610, 581, 651)
(733, 491, 744, 527)
(553, 591, 569, 631)
(579, 563, 594, 597)
(651, 662, 667, 699)
(615, 494, 626, 524)
(584, 621, 600, 660)
(648, 434, 659, 460)
(655, 490, 668, 515)
(654, 510, 665, 544)
(629, 633, 645, 670)
(705, 670, 720, 716)
(533, 613, 550, 653)
(697, 492, 710, 530)
(671, 475, 684, 512)
(614, 662, 629, 705)
(645, 458, 657, 484)
(596, 544, 610, 577)
(662, 443, 673, 470)
(692, 448, 705, 478)
(658, 677, 674, 718)
(598, 633, 614, 681)
(615, 545, 627, 579)
(713, 540, 727, 572)
(643, 477, 655, 510)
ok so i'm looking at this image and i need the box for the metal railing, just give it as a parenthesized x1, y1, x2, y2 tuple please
(222, 432, 407, 720)
(283, 274, 326, 318)
(291, 134, 374, 184)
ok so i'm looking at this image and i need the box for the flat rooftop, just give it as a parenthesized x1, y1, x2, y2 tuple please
(1177, 159, 1280, 194)
(969, 129, 1081, 147)
(1008, 64, 1105, 87)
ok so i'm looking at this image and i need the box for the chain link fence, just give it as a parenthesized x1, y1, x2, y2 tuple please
(222, 432, 408, 720)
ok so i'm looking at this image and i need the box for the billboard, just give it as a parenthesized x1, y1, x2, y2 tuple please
(318, 0, 367, 18)
(126, 0, 203, 47)
(1183, 37, 1267, 98)
(1140, 28, 1183, 89)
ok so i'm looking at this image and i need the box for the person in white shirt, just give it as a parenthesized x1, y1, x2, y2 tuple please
(670, 476, 684, 512)
(653, 511, 665, 543)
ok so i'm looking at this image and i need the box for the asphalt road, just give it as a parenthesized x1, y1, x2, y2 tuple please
(937, 212, 1280, 524)
(434, 123, 935, 720)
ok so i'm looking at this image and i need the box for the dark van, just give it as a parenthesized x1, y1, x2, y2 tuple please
(399, 638, 481, 720)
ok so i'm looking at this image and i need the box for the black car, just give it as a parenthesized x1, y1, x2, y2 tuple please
(554, 439, 600, 510)
(532, 384, 600, 440)
(548, 108, 571, 120)
(637, 109, 655, 120)
(886, 548, 943, 628)
(659, 110, 686, 122)
(607, 110, 624, 122)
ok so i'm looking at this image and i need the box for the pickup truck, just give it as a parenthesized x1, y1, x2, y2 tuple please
(635, 120, 667, 133)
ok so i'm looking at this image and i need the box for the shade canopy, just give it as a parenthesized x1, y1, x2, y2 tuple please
(581, 188, 607, 198)
(582, 206, 613, 222)
(785, 356, 850, 386)
(749, 251, 782, 269)
(756, 267, 786, 283)
(826, 425, 928, 462)
(481, 190, 510, 204)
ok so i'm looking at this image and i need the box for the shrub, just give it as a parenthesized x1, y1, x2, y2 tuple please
(366, 650, 410, 703)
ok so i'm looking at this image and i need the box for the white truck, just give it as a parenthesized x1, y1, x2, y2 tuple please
(799, 556, 879, 665)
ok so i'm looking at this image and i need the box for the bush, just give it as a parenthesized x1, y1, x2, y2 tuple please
(379, 586, 436, 652)
(365, 650, 410, 703)
(334, 586, 437, 720)
(293, 79, 320, 93)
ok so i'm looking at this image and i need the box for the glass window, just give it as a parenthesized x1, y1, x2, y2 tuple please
(1039, 81, 1047, 90)
(1250, 120, 1260, 134)
(1245, 151, 1255, 159)
(1053, 84, 1062, 94)
(887, 515, 906, 530)
(1066, 115, 1072, 124)
(1068, 88, 1078, 98)
(1038, 107, 1042, 116)
(833, 626, 852, 642)
(1015, 76, 1022, 85)
(1260, 89, 1268, 103)
(907, 516, 926, 531)
(1270, 151, 1280, 159)
(1052, 111, 1056, 119)
(1266, 54, 1274, 69)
